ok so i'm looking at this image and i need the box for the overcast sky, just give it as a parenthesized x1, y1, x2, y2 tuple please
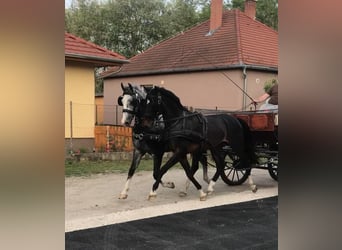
(65, 0, 72, 8)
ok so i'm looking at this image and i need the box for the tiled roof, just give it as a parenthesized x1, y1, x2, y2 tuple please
(65, 32, 129, 66)
(103, 9, 277, 78)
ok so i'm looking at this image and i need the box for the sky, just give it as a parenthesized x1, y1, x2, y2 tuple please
(65, 0, 72, 9)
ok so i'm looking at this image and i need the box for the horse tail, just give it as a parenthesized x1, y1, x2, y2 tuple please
(236, 118, 258, 164)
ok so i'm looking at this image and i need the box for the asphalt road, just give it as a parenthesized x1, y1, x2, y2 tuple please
(66, 196, 278, 249)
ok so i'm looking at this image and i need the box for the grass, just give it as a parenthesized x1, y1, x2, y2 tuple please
(65, 159, 182, 177)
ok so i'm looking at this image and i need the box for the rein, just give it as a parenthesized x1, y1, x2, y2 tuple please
(162, 111, 202, 124)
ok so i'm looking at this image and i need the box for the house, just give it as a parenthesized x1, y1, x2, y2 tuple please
(102, 0, 278, 125)
(65, 32, 129, 153)
(95, 93, 104, 125)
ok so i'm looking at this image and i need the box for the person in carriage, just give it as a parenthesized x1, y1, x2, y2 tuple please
(252, 79, 278, 113)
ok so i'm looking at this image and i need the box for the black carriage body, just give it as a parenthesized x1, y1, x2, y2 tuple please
(220, 111, 278, 184)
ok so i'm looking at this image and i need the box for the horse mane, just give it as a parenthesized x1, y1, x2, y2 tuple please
(154, 86, 188, 111)
(131, 84, 147, 99)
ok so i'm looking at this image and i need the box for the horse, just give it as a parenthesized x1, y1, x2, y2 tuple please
(117, 83, 209, 199)
(141, 86, 258, 200)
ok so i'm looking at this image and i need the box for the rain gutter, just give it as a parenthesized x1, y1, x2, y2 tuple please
(104, 64, 277, 79)
(65, 53, 130, 65)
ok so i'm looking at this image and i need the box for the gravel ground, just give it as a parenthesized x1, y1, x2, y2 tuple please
(65, 167, 278, 232)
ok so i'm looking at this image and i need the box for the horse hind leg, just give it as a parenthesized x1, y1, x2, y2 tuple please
(205, 150, 226, 195)
(248, 174, 257, 193)
(241, 155, 257, 193)
(200, 154, 210, 184)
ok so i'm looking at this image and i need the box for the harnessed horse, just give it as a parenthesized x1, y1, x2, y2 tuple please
(117, 83, 209, 199)
(141, 86, 258, 200)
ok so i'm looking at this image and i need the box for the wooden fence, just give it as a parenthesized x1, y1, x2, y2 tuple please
(94, 125, 133, 152)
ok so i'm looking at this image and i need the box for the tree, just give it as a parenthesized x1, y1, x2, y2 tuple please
(65, 0, 213, 58)
(256, 0, 278, 30)
(230, 0, 278, 30)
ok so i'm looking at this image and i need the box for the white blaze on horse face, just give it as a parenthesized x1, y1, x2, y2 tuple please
(121, 95, 134, 125)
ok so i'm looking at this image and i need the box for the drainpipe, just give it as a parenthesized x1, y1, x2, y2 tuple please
(242, 66, 247, 110)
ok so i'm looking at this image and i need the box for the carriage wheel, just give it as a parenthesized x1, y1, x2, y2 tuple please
(267, 157, 278, 181)
(220, 153, 251, 185)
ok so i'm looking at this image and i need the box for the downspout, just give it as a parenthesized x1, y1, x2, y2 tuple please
(242, 66, 247, 110)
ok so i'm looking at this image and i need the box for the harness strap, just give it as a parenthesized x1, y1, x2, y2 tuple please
(123, 108, 136, 115)
(133, 132, 161, 142)
(164, 112, 208, 143)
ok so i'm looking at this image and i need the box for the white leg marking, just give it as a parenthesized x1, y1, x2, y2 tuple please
(119, 179, 131, 199)
(199, 189, 207, 201)
(207, 180, 216, 195)
(248, 176, 258, 193)
(179, 179, 190, 197)
(148, 190, 157, 200)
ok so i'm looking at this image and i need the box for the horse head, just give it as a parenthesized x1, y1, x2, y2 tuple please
(144, 86, 186, 124)
(118, 83, 146, 126)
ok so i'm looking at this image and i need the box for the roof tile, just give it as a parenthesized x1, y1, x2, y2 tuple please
(104, 9, 277, 77)
(65, 32, 127, 61)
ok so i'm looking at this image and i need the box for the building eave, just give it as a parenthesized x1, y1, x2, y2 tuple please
(103, 64, 278, 79)
(65, 53, 130, 67)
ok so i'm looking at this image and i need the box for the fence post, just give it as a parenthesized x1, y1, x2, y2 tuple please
(115, 105, 118, 125)
(106, 125, 110, 152)
(69, 101, 73, 153)
(95, 104, 98, 125)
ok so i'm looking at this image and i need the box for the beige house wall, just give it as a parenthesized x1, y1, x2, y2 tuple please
(65, 61, 95, 138)
(103, 69, 277, 125)
(95, 96, 104, 124)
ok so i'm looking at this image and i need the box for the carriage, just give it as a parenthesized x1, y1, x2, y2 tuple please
(118, 83, 278, 200)
(208, 110, 278, 185)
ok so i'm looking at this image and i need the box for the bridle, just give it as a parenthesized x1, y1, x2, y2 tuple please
(118, 92, 139, 115)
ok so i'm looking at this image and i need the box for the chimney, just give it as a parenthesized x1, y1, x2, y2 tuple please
(244, 0, 257, 20)
(209, 0, 223, 34)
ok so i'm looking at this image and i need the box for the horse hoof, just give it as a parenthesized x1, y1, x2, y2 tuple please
(206, 190, 214, 196)
(200, 195, 207, 201)
(179, 191, 187, 197)
(166, 182, 175, 189)
(148, 193, 157, 201)
(252, 186, 258, 193)
(118, 194, 128, 199)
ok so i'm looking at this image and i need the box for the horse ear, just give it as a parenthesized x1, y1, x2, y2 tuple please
(121, 82, 125, 91)
(128, 83, 133, 92)
(117, 96, 123, 106)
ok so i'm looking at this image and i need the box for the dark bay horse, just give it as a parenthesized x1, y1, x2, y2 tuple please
(118, 83, 209, 199)
(142, 86, 258, 200)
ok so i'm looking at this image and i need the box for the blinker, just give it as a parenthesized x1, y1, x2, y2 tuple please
(118, 96, 123, 106)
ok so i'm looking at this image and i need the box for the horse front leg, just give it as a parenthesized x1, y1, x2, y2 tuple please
(148, 153, 179, 200)
(178, 154, 207, 201)
(119, 149, 144, 199)
(153, 152, 175, 189)
(179, 152, 200, 197)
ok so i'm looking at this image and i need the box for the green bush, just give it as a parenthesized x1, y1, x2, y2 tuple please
(264, 78, 278, 92)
